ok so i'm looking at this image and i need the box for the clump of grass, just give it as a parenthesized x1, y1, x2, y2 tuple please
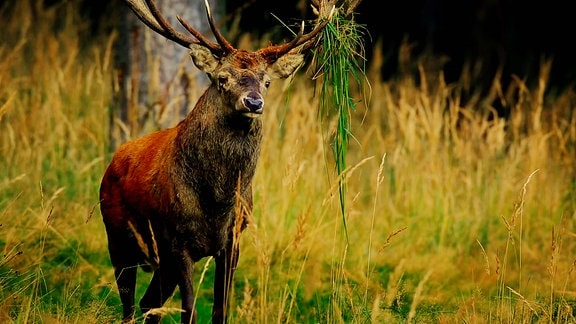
(312, 0, 368, 241)
(308, 2, 369, 320)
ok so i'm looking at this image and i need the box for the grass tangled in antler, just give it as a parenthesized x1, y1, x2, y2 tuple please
(313, 4, 367, 240)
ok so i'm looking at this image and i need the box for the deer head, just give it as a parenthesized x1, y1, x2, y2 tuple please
(124, 0, 333, 117)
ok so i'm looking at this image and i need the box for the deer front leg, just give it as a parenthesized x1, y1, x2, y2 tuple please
(139, 266, 179, 324)
(212, 243, 239, 324)
(177, 249, 197, 324)
(114, 265, 137, 323)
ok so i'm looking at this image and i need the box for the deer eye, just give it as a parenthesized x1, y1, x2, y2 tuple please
(264, 80, 271, 88)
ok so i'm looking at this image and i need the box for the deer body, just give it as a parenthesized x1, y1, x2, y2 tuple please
(101, 82, 258, 324)
(101, 81, 261, 261)
(100, 1, 331, 323)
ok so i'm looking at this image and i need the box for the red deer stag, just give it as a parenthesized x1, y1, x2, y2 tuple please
(100, 0, 330, 323)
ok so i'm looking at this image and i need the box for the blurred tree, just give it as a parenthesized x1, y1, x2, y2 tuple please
(111, 0, 221, 150)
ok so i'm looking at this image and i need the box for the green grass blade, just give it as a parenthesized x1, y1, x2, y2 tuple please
(315, 11, 367, 242)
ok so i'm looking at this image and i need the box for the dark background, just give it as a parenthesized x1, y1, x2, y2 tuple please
(226, 0, 574, 94)
(5, 0, 576, 93)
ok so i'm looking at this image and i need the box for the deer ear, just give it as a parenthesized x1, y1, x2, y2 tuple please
(267, 53, 304, 79)
(189, 44, 219, 73)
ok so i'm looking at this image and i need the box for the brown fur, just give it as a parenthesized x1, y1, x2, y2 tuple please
(100, 45, 303, 323)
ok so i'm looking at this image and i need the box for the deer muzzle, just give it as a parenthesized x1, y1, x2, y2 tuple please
(242, 96, 264, 117)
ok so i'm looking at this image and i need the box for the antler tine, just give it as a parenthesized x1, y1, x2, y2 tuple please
(144, 0, 196, 47)
(126, 0, 234, 56)
(203, 0, 235, 54)
(124, 0, 197, 48)
(176, 16, 223, 54)
(313, 0, 362, 19)
(257, 8, 332, 63)
(341, 0, 363, 18)
(178, 0, 235, 56)
(259, 21, 305, 61)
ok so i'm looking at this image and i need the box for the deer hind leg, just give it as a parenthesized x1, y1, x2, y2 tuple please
(107, 230, 142, 323)
(113, 265, 138, 323)
(139, 266, 179, 324)
(212, 243, 240, 324)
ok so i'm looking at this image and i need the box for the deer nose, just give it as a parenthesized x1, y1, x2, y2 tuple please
(243, 97, 264, 113)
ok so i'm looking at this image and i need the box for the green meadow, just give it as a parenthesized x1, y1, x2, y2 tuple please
(2, 1, 576, 323)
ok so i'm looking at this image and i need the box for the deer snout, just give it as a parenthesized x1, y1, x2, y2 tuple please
(243, 97, 264, 114)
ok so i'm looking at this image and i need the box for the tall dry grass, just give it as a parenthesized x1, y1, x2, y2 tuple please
(2, 1, 576, 323)
(0, 1, 116, 323)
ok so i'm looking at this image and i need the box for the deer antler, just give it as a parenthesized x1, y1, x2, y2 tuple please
(125, 0, 363, 62)
(177, 0, 235, 57)
(311, 0, 362, 18)
(258, 0, 363, 63)
(124, 0, 235, 57)
(257, 15, 332, 63)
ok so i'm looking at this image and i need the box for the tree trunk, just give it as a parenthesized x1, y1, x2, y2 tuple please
(111, 0, 219, 150)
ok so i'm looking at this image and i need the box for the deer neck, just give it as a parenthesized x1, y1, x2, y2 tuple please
(185, 86, 263, 134)
(173, 86, 262, 209)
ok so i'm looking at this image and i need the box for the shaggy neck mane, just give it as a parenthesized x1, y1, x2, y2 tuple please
(173, 86, 263, 210)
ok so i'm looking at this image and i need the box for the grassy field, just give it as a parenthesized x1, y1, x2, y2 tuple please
(2, 2, 576, 323)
